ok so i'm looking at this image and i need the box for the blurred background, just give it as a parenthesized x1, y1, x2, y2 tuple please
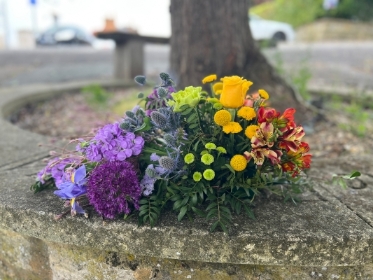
(0, 0, 372, 87)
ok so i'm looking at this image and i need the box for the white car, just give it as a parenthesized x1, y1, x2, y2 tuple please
(249, 14, 295, 45)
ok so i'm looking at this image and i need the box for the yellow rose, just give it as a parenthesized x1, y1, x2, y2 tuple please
(219, 76, 253, 108)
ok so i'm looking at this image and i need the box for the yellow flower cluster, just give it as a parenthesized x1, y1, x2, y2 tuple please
(245, 125, 259, 139)
(222, 122, 242, 134)
(237, 107, 256, 121)
(230, 155, 247, 171)
(213, 110, 231, 126)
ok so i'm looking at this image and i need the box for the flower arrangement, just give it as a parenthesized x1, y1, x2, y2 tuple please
(32, 73, 312, 232)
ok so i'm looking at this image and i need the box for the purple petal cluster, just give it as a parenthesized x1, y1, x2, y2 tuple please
(37, 157, 77, 187)
(81, 123, 144, 162)
(140, 164, 166, 196)
(87, 161, 141, 219)
(54, 165, 87, 200)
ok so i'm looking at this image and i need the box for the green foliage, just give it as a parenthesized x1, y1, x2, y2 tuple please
(330, 171, 361, 189)
(30, 176, 56, 193)
(328, 93, 372, 138)
(250, 0, 324, 28)
(251, 0, 373, 26)
(327, 0, 373, 21)
(81, 84, 113, 109)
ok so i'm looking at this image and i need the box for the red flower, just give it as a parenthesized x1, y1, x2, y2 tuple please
(257, 107, 280, 124)
(278, 126, 305, 152)
(279, 108, 296, 129)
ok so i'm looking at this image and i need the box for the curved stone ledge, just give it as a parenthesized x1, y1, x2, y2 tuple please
(1, 83, 373, 279)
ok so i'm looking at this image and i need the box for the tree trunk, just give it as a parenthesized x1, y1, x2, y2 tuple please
(170, 0, 311, 123)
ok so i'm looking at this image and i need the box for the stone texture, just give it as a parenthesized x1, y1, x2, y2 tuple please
(3, 228, 373, 280)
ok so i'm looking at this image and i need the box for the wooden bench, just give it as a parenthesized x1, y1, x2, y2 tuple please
(95, 31, 169, 81)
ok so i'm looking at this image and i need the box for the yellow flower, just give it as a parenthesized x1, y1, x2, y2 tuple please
(258, 89, 269, 100)
(219, 76, 253, 108)
(245, 125, 259, 139)
(214, 110, 231, 126)
(212, 82, 223, 94)
(237, 107, 256, 121)
(230, 155, 247, 171)
(202, 74, 217, 84)
(222, 122, 242, 134)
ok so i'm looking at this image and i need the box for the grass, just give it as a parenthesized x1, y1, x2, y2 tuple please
(112, 90, 147, 115)
(81, 84, 152, 116)
(272, 51, 373, 138)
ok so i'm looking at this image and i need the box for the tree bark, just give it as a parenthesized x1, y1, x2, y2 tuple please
(170, 0, 311, 123)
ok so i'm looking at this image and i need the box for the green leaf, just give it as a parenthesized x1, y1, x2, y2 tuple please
(338, 178, 348, 189)
(181, 107, 194, 115)
(348, 171, 361, 179)
(189, 123, 199, 129)
(210, 221, 219, 232)
(191, 193, 198, 205)
(139, 209, 149, 216)
(191, 207, 206, 217)
(206, 209, 218, 220)
(187, 113, 197, 123)
(220, 222, 228, 234)
(135, 117, 152, 132)
(178, 206, 188, 221)
(139, 205, 149, 211)
(193, 140, 201, 151)
(224, 164, 236, 174)
(244, 205, 255, 220)
(173, 199, 183, 210)
(206, 202, 217, 211)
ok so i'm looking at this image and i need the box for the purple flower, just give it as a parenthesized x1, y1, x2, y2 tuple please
(140, 175, 156, 196)
(37, 157, 77, 187)
(140, 164, 166, 196)
(150, 153, 160, 162)
(79, 123, 145, 162)
(70, 198, 86, 216)
(54, 165, 87, 200)
(87, 161, 141, 219)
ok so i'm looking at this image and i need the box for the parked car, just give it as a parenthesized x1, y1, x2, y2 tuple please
(36, 25, 95, 46)
(249, 14, 295, 46)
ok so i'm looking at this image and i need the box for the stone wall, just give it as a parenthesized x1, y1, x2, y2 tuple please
(296, 19, 373, 42)
(2, 228, 373, 280)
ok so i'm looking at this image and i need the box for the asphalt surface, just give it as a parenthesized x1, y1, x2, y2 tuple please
(0, 42, 372, 92)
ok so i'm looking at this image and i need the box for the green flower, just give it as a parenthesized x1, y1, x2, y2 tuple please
(207, 97, 219, 103)
(184, 153, 195, 164)
(167, 86, 203, 112)
(213, 103, 223, 110)
(200, 150, 209, 155)
(203, 169, 215, 181)
(205, 143, 216, 150)
(193, 172, 202, 182)
(201, 154, 214, 165)
(216, 146, 227, 154)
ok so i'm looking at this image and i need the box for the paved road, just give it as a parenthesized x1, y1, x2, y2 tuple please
(0, 42, 372, 92)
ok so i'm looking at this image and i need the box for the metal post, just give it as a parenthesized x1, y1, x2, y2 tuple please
(30, 0, 38, 40)
(1, 0, 10, 49)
